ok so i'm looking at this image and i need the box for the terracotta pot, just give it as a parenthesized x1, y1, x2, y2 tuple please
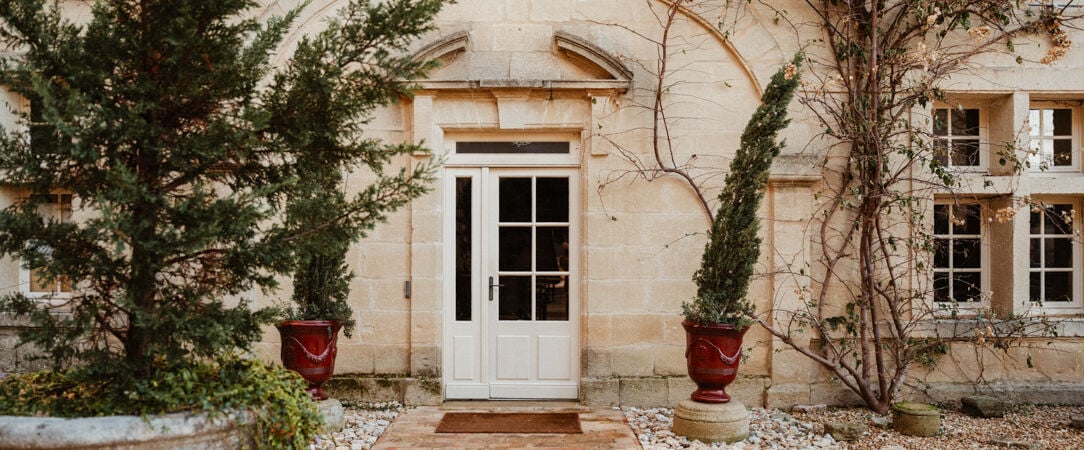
(276, 320, 341, 401)
(682, 320, 747, 403)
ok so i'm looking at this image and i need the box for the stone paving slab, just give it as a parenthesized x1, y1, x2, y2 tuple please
(373, 402, 640, 449)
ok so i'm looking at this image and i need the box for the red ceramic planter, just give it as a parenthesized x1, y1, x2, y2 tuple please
(682, 320, 747, 403)
(276, 320, 341, 401)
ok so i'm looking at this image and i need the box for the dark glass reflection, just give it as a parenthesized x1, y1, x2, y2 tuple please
(1047, 238, 1073, 268)
(952, 204, 981, 235)
(1054, 139, 1073, 166)
(499, 178, 531, 222)
(934, 205, 949, 235)
(1030, 272, 1042, 301)
(953, 272, 982, 302)
(499, 276, 533, 320)
(933, 110, 948, 136)
(499, 227, 532, 271)
(952, 108, 980, 135)
(1052, 109, 1072, 135)
(536, 178, 569, 222)
(1044, 204, 1073, 234)
(536, 276, 569, 321)
(536, 227, 569, 272)
(455, 178, 472, 321)
(934, 239, 949, 268)
(934, 272, 949, 302)
(1045, 272, 1072, 302)
(933, 140, 949, 165)
(954, 239, 981, 268)
(458, 142, 570, 154)
(1030, 238, 1042, 268)
(953, 140, 980, 166)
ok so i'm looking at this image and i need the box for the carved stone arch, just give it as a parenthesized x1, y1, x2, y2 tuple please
(410, 31, 469, 67)
(553, 31, 632, 82)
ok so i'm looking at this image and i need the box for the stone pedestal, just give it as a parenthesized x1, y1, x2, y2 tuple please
(892, 402, 940, 437)
(672, 399, 750, 444)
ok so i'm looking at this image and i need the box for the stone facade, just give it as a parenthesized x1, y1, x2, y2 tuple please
(3, 0, 1084, 409)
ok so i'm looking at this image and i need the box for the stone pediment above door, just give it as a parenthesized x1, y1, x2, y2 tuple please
(411, 30, 631, 92)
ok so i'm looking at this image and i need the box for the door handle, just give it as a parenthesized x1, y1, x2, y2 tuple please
(488, 276, 504, 301)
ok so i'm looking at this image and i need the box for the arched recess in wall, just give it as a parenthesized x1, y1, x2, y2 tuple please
(258, 0, 785, 99)
(654, 0, 788, 100)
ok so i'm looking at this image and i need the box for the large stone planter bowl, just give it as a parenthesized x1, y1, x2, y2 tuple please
(892, 402, 941, 437)
(0, 410, 252, 449)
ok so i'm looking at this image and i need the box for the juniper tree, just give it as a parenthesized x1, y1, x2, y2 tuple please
(0, 0, 442, 378)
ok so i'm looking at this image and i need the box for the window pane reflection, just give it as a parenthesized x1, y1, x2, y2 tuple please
(537, 276, 568, 321)
(499, 227, 532, 271)
(499, 178, 531, 222)
(499, 276, 533, 320)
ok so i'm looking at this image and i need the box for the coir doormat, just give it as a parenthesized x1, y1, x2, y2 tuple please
(434, 412, 583, 434)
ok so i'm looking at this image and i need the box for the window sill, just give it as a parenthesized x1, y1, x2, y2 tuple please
(914, 315, 1084, 338)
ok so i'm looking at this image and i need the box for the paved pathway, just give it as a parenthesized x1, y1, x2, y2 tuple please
(373, 401, 641, 449)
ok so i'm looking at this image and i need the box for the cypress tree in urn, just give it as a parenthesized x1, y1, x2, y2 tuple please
(679, 56, 801, 404)
(683, 54, 803, 327)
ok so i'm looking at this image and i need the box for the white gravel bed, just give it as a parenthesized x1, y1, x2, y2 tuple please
(625, 406, 837, 449)
(310, 401, 402, 450)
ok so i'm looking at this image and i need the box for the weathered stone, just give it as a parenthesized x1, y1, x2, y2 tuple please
(791, 404, 827, 413)
(961, 395, 1010, 418)
(1070, 415, 1084, 430)
(318, 399, 345, 433)
(672, 400, 750, 444)
(0, 411, 253, 449)
(989, 436, 1044, 449)
(581, 378, 620, 406)
(880, 446, 907, 450)
(870, 416, 892, 429)
(892, 402, 941, 437)
(823, 421, 864, 441)
(403, 378, 442, 406)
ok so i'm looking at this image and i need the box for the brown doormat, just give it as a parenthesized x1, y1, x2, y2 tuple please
(435, 412, 583, 434)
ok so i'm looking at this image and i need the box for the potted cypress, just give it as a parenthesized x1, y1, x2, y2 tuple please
(681, 55, 802, 403)
(270, 0, 441, 400)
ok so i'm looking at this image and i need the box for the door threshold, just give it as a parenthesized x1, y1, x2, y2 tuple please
(440, 400, 585, 410)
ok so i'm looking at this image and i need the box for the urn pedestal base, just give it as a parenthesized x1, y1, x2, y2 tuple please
(672, 399, 749, 444)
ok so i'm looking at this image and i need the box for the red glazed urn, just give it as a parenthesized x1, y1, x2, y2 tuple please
(276, 320, 341, 401)
(682, 320, 747, 403)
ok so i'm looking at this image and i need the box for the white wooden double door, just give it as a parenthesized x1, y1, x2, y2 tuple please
(443, 167, 580, 399)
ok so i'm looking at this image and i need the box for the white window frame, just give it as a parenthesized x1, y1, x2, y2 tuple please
(1027, 102, 1080, 173)
(1028, 198, 1083, 312)
(19, 192, 74, 298)
(932, 200, 990, 315)
(931, 104, 988, 171)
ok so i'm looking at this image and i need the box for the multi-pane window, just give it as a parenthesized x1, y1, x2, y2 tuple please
(933, 108, 981, 167)
(25, 193, 73, 295)
(1029, 203, 1076, 305)
(933, 204, 984, 303)
(1028, 107, 1075, 170)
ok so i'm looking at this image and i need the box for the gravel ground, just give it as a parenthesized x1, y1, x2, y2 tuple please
(626, 404, 1084, 450)
(311, 401, 1083, 449)
(310, 401, 403, 450)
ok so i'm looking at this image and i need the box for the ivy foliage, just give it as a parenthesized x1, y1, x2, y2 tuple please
(0, 0, 443, 376)
(0, 356, 323, 449)
(684, 54, 802, 326)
